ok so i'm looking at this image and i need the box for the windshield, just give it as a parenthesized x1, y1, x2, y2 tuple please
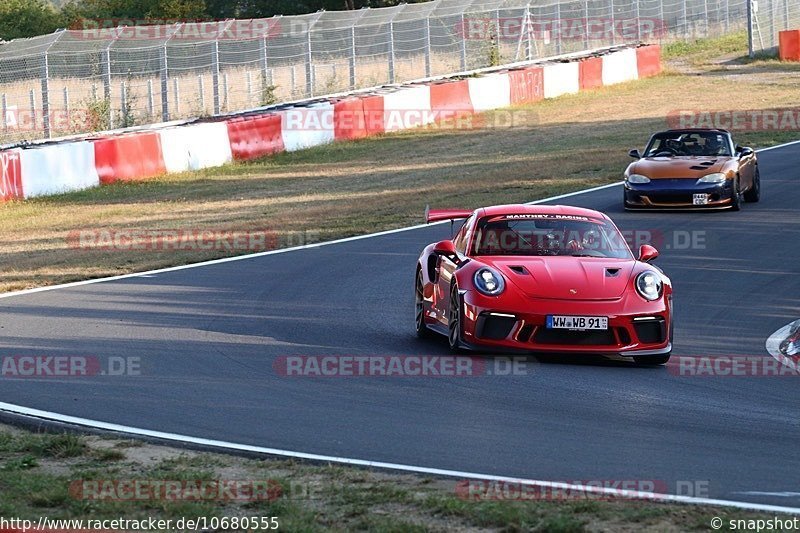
(472, 215, 632, 259)
(644, 131, 732, 157)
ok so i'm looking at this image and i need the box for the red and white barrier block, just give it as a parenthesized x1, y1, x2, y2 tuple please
(0, 44, 660, 203)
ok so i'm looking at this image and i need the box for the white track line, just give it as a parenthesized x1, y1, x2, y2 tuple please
(0, 182, 621, 300)
(1, 142, 798, 514)
(1, 401, 799, 514)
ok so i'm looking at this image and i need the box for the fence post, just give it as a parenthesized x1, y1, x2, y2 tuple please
(460, 13, 468, 70)
(389, 21, 396, 82)
(212, 39, 221, 115)
(703, 0, 709, 36)
(305, 29, 313, 97)
(525, 4, 533, 61)
(683, 0, 689, 37)
(495, 8, 502, 63)
(784, 0, 790, 31)
(747, 0, 755, 57)
(173, 78, 180, 115)
(41, 52, 51, 139)
(350, 25, 357, 89)
(584, 0, 590, 49)
(103, 48, 112, 102)
(555, 1, 562, 55)
(29, 90, 36, 133)
(198, 76, 205, 112)
(223, 73, 229, 111)
(635, 0, 641, 41)
(725, 0, 730, 33)
(609, 0, 616, 45)
(424, 16, 432, 77)
(147, 80, 154, 118)
(769, 0, 776, 45)
(160, 44, 169, 122)
(1, 94, 7, 134)
(120, 82, 128, 126)
(63, 87, 69, 129)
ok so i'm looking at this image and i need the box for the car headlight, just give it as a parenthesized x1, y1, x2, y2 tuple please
(474, 267, 505, 296)
(626, 174, 650, 184)
(635, 271, 663, 301)
(697, 172, 727, 184)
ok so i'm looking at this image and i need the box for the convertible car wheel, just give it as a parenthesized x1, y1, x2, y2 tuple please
(730, 177, 742, 211)
(744, 167, 760, 203)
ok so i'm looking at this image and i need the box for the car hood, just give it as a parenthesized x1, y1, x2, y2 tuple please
(631, 156, 731, 179)
(483, 257, 636, 300)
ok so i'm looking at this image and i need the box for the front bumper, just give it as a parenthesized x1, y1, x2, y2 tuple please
(458, 291, 672, 357)
(624, 178, 734, 209)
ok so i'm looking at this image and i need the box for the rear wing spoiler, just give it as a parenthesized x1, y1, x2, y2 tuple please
(425, 206, 473, 224)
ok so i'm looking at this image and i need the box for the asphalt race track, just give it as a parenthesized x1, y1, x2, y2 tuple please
(1, 144, 799, 507)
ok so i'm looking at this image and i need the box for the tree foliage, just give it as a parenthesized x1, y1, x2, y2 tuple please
(0, 0, 61, 40)
(0, 0, 429, 40)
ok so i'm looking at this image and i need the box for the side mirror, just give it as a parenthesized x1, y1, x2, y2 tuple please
(433, 240, 457, 257)
(638, 244, 659, 262)
(738, 146, 754, 157)
(628, 149, 641, 159)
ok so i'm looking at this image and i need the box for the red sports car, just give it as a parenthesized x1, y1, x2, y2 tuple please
(415, 204, 673, 364)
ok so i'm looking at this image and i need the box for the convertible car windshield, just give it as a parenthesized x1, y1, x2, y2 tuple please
(644, 131, 732, 157)
(472, 215, 632, 259)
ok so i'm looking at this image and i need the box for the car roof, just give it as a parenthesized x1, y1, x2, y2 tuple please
(655, 128, 731, 136)
(476, 204, 610, 220)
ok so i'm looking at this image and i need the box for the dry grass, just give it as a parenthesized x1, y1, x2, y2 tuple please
(1, 34, 799, 293)
(0, 422, 786, 531)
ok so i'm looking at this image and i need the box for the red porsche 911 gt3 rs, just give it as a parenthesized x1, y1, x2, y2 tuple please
(415, 204, 673, 364)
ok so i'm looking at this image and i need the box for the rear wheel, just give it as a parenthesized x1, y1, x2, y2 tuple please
(634, 352, 671, 365)
(744, 167, 760, 202)
(730, 177, 742, 211)
(448, 284, 463, 352)
(415, 270, 434, 339)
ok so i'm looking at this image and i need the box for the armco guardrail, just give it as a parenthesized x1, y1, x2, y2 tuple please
(0, 44, 661, 204)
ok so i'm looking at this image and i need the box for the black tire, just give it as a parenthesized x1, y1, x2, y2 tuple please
(634, 352, 671, 365)
(447, 284, 463, 352)
(743, 167, 760, 203)
(730, 177, 742, 211)
(415, 270, 434, 339)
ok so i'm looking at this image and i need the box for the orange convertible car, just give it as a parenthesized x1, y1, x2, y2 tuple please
(623, 129, 760, 210)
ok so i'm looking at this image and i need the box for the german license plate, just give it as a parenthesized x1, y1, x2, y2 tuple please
(693, 193, 708, 205)
(546, 315, 608, 330)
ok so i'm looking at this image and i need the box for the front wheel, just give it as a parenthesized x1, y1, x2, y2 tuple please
(730, 177, 742, 211)
(448, 285, 463, 352)
(633, 352, 671, 365)
(743, 167, 760, 202)
(415, 270, 434, 339)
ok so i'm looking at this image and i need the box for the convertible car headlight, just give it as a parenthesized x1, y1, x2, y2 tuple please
(474, 268, 505, 296)
(635, 271, 663, 301)
(697, 172, 727, 184)
(626, 174, 650, 184)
